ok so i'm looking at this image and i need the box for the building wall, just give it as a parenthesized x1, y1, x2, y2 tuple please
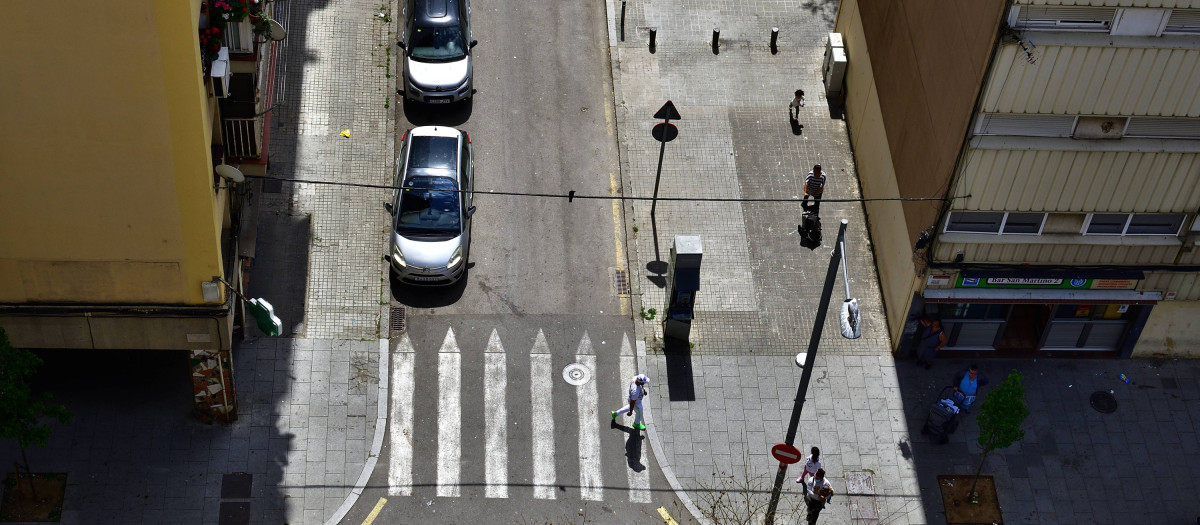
(1134, 300, 1200, 357)
(952, 147, 1200, 212)
(981, 42, 1200, 117)
(1018, 0, 1200, 9)
(0, 0, 223, 306)
(835, 0, 1007, 345)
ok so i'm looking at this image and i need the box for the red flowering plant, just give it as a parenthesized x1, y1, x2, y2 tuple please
(199, 26, 224, 63)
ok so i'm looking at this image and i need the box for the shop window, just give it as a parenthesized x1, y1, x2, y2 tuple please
(936, 303, 1010, 320)
(1084, 213, 1185, 235)
(1054, 304, 1131, 321)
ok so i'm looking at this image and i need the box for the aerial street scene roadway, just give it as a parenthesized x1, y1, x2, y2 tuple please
(3, 0, 1200, 524)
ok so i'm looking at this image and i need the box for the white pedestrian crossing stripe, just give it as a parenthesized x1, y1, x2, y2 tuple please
(386, 329, 653, 503)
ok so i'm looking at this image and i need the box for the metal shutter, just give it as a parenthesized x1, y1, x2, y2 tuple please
(1166, 9, 1200, 33)
(1015, 6, 1116, 27)
(1125, 118, 1200, 138)
(977, 114, 1076, 137)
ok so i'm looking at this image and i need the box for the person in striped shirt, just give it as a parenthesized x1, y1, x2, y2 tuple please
(803, 164, 826, 214)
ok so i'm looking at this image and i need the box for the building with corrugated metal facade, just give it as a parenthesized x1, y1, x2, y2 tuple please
(833, 0, 1200, 359)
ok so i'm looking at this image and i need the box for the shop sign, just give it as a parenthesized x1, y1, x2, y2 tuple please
(956, 276, 1139, 290)
(927, 274, 952, 286)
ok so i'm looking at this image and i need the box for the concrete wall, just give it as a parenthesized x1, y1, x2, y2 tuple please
(835, 0, 1007, 346)
(0, 0, 223, 306)
(1133, 301, 1200, 357)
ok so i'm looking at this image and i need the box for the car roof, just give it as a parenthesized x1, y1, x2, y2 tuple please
(413, 0, 460, 25)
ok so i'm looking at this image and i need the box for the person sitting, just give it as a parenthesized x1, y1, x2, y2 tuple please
(953, 364, 989, 413)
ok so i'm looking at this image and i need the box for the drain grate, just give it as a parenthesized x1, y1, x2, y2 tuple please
(1089, 390, 1118, 414)
(613, 268, 631, 295)
(390, 306, 406, 333)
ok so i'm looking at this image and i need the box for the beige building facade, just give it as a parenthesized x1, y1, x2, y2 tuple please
(834, 0, 1200, 359)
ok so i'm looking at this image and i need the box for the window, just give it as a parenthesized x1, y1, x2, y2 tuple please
(1001, 213, 1046, 234)
(945, 212, 1003, 234)
(1164, 9, 1200, 34)
(945, 212, 1046, 235)
(975, 114, 1076, 137)
(1125, 117, 1200, 139)
(1084, 213, 1185, 235)
(1010, 6, 1116, 31)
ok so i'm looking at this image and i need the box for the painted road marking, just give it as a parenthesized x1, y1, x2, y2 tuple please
(575, 333, 603, 501)
(437, 328, 462, 498)
(387, 335, 415, 496)
(530, 330, 557, 500)
(657, 506, 679, 525)
(620, 334, 652, 503)
(361, 497, 387, 525)
(484, 329, 509, 498)
(609, 171, 628, 316)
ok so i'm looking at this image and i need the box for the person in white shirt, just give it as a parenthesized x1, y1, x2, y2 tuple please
(808, 468, 834, 504)
(611, 374, 650, 430)
(796, 446, 823, 484)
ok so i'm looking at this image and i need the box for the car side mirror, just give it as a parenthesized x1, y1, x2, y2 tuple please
(385, 202, 394, 214)
(469, 40, 478, 49)
(466, 206, 476, 217)
(396, 41, 406, 50)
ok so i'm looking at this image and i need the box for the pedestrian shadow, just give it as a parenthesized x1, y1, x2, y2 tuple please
(663, 338, 696, 401)
(789, 117, 804, 136)
(610, 420, 648, 472)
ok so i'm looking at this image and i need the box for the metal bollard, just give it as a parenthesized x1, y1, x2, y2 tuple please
(712, 28, 720, 54)
(770, 27, 779, 54)
(620, 1, 627, 42)
(649, 27, 657, 53)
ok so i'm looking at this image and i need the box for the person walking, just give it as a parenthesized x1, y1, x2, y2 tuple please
(611, 374, 650, 430)
(803, 164, 826, 214)
(795, 446, 823, 484)
(803, 469, 835, 524)
(789, 89, 806, 120)
(953, 364, 988, 413)
(914, 316, 947, 370)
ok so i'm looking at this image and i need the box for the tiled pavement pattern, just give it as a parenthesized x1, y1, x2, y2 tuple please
(605, 1, 1200, 524)
(605, 0, 918, 521)
(264, 0, 394, 340)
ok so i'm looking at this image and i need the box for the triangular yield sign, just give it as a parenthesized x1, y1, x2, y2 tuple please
(653, 100, 682, 120)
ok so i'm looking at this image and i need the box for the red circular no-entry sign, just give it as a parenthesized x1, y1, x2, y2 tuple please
(771, 443, 802, 464)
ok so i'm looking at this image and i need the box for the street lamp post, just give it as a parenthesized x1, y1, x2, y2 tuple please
(764, 219, 853, 525)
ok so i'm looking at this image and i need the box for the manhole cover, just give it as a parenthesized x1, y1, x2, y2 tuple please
(562, 363, 593, 386)
(1090, 390, 1118, 414)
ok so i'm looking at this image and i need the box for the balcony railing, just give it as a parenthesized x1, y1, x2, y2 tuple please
(222, 117, 263, 159)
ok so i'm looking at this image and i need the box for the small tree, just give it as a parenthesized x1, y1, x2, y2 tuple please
(968, 369, 1028, 502)
(0, 328, 72, 496)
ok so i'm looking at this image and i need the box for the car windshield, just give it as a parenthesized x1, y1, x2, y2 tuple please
(396, 176, 462, 238)
(409, 25, 467, 61)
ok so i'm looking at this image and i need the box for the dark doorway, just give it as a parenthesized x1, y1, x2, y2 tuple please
(996, 304, 1050, 354)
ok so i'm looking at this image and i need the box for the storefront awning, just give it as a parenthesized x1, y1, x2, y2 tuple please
(923, 288, 1161, 304)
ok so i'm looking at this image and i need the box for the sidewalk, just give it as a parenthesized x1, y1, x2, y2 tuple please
(603, 1, 1200, 525)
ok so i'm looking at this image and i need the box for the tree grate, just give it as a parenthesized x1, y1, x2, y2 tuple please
(390, 306, 406, 333)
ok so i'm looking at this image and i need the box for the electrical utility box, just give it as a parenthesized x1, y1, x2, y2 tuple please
(823, 33, 847, 99)
(664, 235, 702, 342)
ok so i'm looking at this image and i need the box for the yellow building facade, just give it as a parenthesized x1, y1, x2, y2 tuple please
(834, 0, 1200, 359)
(0, 0, 277, 420)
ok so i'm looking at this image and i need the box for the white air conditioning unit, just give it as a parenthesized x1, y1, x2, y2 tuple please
(210, 47, 231, 98)
(823, 33, 847, 99)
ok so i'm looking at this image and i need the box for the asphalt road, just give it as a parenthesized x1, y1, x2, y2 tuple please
(338, 0, 685, 522)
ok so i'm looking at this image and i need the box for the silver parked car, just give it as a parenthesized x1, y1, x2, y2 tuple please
(398, 0, 477, 104)
(386, 126, 474, 285)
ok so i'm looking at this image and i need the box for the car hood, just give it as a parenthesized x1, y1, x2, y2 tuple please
(407, 57, 470, 89)
(393, 233, 462, 268)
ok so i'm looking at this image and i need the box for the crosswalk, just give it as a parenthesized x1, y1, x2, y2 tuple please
(387, 327, 652, 503)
